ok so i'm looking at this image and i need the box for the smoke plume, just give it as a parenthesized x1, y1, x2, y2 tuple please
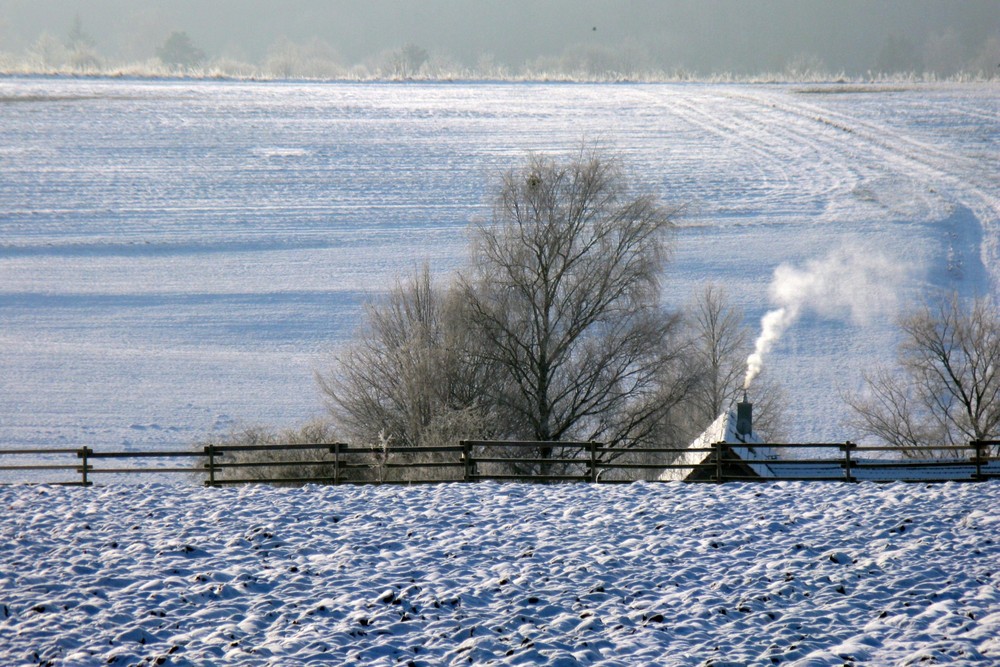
(744, 245, 904, 389)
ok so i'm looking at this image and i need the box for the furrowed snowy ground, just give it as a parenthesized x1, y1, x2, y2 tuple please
(0, 482, 997, 666)
(0, 79, 998, 457)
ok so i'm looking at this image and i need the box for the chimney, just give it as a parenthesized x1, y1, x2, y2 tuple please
(735, 391, 752, 437)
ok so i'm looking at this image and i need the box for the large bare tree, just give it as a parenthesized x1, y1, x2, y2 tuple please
(846, 293, 1000, 456)
(459, 151, 683, 452)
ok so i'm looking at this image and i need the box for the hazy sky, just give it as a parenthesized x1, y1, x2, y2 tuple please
(1, 1, 998, 75)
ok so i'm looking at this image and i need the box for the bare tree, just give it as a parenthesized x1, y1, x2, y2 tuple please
(685, 284, 748, 423)
(379, 43, 428, 78)
(64, 16, 101, 71)
(320, 150, 713, 480)
(847, 293, 1000, 456)
(28, 32, 67, 70)
(156, 31, 205, 70)
(265, 37, 344, 79)
(681, 283, 786, 443)
(66, 15, 95, 52)
(459, 150, 683, 460)
(318, 265, 498, 451)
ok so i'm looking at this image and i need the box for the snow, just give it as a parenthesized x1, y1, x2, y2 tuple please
(1, 79, 998, 453)
(2, 79, 998, 666)
(0, 482, 997, 665)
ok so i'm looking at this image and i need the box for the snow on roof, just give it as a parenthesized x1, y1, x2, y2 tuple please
(659, 407, 778, 481)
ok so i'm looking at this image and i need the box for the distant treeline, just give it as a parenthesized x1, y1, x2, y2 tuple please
(2, 15, 998, 83)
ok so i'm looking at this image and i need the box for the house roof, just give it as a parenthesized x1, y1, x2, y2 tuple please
(659, 407, 779, 481)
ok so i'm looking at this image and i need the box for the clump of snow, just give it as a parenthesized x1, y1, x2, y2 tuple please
(0, 482, 996, 665)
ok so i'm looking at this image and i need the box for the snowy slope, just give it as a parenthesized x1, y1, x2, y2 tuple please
(0, 482, 997, 666)
(1, 79, 997, 451)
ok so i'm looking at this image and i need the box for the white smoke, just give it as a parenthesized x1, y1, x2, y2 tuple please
(744, 245, 904, 389)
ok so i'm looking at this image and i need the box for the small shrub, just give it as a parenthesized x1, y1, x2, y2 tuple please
(198, 420, 342, 486)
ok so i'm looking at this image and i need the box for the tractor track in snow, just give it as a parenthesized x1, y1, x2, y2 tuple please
(649, 90, 836, 219)
(645, 88, 914, 227)
(723, 88, 1000, 288)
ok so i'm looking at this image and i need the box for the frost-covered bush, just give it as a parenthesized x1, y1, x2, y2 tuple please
(198, 420, 342, 486)
(197, 419, 468, 485)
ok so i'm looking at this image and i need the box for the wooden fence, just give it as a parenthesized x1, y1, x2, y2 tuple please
(695, 440, 999, 483)
(0, 439, 997, 486)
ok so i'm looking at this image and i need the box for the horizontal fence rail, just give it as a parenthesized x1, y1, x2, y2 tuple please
(0, 439, 997, 486)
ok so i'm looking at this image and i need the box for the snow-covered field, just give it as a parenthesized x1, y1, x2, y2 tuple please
(0, 482, 997, 666)
(1, 79, 998, 453)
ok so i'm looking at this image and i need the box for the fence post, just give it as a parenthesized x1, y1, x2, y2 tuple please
(972, 440, 984, 481)
(843, 441, 856, 483)
(204, 444, 216, 487)
(330, 442, 341, 485)
(78, 446, 92, 487)
(589, 441, 599, 483)
(461, 440, 471, 482)
(714, 440, 724, 483)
